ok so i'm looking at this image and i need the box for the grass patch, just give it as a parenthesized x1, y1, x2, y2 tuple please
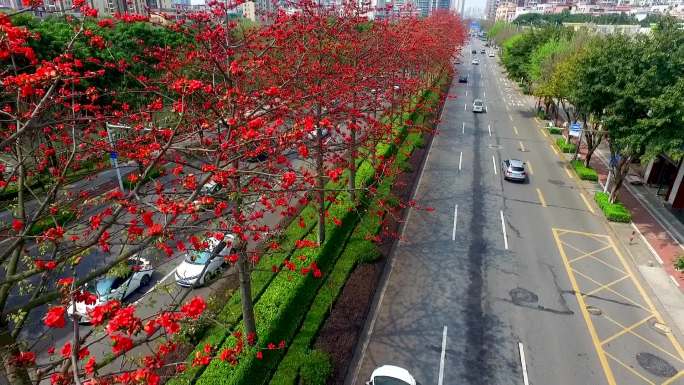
(547, 126, 562, 135)
(556, 137, 576, 153)
(571, 160, 598, 181)
(27, 209, 76, 236)
(594, 192, 632, 223)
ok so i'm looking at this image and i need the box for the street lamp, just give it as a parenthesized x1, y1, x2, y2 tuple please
(105, 122, 128, 193)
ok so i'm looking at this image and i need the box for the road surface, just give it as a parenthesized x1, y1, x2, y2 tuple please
(350, 38, 684, 385)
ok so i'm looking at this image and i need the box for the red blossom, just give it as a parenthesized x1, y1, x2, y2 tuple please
(44, 306, 66, 328)
(181, 296, 206, 319)
(110, 334, 134, 354)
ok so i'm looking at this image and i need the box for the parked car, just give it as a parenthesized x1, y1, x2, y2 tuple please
(68, 257, 155, 323)
(192, 180, 222, 209)
(175, 234, 236, 287)
(471, 49, 477, 54)
(480, 49, 486, 54)
(472, 99, 486, 113)
(488, 52, 495, 57)
(366, 365, 416, 385)
(458, 74, 468, 83)
(501, 159, 528, 182)
(471, 58, 479, 65)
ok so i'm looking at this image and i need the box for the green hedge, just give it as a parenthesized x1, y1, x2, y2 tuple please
(594, 192, 632, 223)
(556, 137, 576, 153)
(571, 160, 598, 181)
(547, 126, 562, 135)
(299, 350, 332, 385)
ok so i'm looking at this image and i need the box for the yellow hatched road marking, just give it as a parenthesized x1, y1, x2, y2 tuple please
(582, 274, 630, 298)
(568, 244, 614, 263)
(513, 126, 519, 136)
(604, 351, 656, 385)
(552, 228, 617, 385)
(519, 141, 525, 152)
(600, 315, 653, 346)
(550, 144, 559, 156)
(572, 269, 648, 312)
(602, 313, 684, 364)
(662, 371, 684, 385)
(565, 167, 574, 179)
(540, 128, 548, 137)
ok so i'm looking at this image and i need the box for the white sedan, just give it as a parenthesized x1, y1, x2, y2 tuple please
(68, 257, 155, 323)
(366, 365, 417, 385)
(175, 234, 235, 287)
(471, 58, 479, 65)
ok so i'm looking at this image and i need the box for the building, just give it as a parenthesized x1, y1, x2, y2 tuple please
(495, 0, 517, 20)
(485, 0, 499, 19)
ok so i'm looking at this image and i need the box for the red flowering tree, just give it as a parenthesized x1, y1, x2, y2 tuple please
(0, 2, 464, 385)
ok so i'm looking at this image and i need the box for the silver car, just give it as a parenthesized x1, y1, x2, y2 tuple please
(472, 99, 486, 113)
(501, 159, 528, 182)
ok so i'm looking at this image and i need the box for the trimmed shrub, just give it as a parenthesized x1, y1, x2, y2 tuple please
(594, 192, 632, 223)
(556, 137, 576, 153)
(299, 350, 332, 385)
(571, 160, 598, 181)
(547, 126, 562, 135)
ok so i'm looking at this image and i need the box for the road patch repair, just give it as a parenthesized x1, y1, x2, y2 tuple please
(553, 228, 684, 384)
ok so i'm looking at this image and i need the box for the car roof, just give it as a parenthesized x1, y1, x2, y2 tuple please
(473, 99, 483, 103)
(507, 159, 524, 167)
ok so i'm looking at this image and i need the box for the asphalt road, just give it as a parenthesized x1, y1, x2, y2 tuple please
(350, 38, 684, 385)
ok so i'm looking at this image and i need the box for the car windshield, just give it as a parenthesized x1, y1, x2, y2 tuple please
(511, 166, 525, 172)
(94, 276, 127, 296)
(185, 250, 212, 265)
(373, 377, 411, 385)
(474, 101, 483, 106)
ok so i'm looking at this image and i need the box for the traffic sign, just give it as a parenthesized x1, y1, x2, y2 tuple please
(569, 122, 582, 138)
(110, 151, 118, 160)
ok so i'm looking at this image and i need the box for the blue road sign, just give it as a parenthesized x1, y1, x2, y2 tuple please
(569, 122, 582, 137)
(110, 151, 118, 160)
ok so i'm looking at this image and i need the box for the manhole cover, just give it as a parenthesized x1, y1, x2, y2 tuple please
(586, 306, 602, 316)
(509, 287, 538, 305)
(650, 320, 672, 335)
(488, 144, 503, 150)
(636, 352, 677, 378)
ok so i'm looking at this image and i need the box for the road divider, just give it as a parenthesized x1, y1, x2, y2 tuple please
(500, 210, 509, 250)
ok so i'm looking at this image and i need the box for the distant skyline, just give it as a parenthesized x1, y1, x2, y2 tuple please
(456, 0, 486, 18)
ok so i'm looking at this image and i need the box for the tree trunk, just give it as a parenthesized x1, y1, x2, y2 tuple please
(237, 252, 256, 343)
(348, 121, 356, 203)
(316, 125, 326, 244)
(0, 328, 31, 385)
(609, 155, 632, 203)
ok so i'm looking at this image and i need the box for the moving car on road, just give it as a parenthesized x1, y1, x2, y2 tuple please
(472, 99, 486, 113)
(501, 159, 528, 182)
(175, 234, 236, 287)
(458, 74, 468, 83)
(366, 365, 416, 385)
(480, 49, 486, 54)
(471, 49, 477, 54)
(471, 58, 479, 65)
(68, 257, 155, 323)
(488, 52, 495, 57)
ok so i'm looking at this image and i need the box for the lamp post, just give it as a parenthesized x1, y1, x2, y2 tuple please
(105, 122, 128, 193)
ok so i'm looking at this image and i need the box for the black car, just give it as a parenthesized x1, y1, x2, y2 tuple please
(481, 49, 486, 54)
(458, 74, 468, 83)
(471, 49, 477, 54)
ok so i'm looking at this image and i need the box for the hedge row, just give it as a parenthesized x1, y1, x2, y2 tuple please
(266, 78, 443, 385)
(555, 137, 576, 153)
(594, 192, 632, 223)
(547, 126, 562, 135)
(571, 160, 598, 181)
(27, 209, 76, 236)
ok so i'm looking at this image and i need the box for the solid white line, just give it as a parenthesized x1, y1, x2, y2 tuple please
(136, 268, 176, 304)
(500, 210, 509, 250)
(518, 342, 530, 385)
(452, 205, 458, 241)
(438, 326, 448, 385)
(459, 152, 463, 171)
(462, 122, 465, 134)
(488, 124, 492, 136)
(492, 156, 497, 175)
(670, 275, 680, 288)
(631, 222, 664, 264)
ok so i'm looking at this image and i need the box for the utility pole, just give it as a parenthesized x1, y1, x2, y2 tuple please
(105, 123, 127, 193)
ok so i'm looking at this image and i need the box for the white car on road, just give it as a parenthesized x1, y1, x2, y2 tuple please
(366, 365, 417, 385)
(68, 257, 155, 323)
(174, 234, 235, 287)
(471, 58, 479, 65)
(472, 99, 486, 113)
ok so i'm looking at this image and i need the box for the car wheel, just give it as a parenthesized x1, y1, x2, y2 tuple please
(140, 275, 151, 288)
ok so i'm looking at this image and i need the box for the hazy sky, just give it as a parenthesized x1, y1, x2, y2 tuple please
(458, 0, 487, 18)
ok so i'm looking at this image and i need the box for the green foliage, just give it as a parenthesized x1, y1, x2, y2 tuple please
(123, 166, 163, 190)
(27, 209, 76, 236)
(547, 126, 562, 135)
(299, 350, 332, 385)
(675, 256, 684, 272)
(571, 160, 598, 181)
(514, 10, 640, 26)
(556, 138, 576, 153)
(594, 192, 632, 222)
